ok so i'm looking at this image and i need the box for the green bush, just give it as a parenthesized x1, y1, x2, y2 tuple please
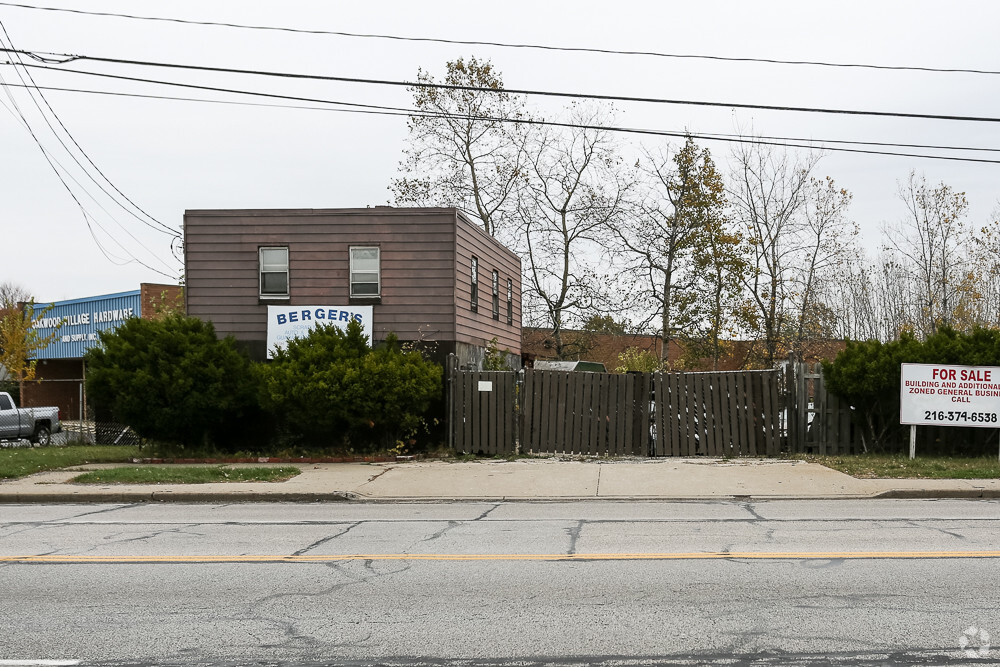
(258, 320, 442, 451)
(84, 315, 260, 450)
(823, 327, 1000, 451)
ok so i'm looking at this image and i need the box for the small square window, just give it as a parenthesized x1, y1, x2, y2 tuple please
(350, 246, 380, 297)
(259, 247, 288, 297)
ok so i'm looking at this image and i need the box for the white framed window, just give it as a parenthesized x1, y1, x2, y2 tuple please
(491, 270, 500, 320)
(506, 278, 513, 326)
(471, 257, 479, 312)
(350, 246, 380, 297)
(259, 246, 289, 297)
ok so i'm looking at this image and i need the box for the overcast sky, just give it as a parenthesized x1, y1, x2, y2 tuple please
(3, 0, 1000, 302)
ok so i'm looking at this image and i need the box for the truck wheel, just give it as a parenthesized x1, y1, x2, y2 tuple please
(30, 425, 51, 446)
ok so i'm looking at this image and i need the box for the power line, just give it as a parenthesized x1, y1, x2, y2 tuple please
(0, 29, 177, 277)
(0, 65, 138, 268)
(6, 60, 1000, 165)
(9, 47, 1000, 126)
(14, 77, 1000, 154)
(2, 1, 998, 77)
(0, 37, 179, 239)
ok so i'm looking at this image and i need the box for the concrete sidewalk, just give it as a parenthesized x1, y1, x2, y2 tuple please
(1, 457, 999, 503)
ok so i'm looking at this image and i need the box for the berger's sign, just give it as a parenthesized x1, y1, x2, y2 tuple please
(900, 363, 1000, 428)
(266, 305, 373, 359)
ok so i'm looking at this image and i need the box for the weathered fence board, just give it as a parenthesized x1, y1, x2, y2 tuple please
(448, 361, 517, 455)
(641, 370, 783, 457)
(788, 361, 862, 455)
(515, 369, 648, 455)
(449, 356, 786, 457)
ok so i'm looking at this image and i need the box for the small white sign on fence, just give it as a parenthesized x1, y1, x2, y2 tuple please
(478, 381, 493, 392)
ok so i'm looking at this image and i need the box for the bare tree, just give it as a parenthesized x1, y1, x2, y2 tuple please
(792, 176, 856, 351)
(729, 140, 819, 367)
(814, 253, 883, 342)
(883, 172, 969, 337)
(392, 57, 528, 239)
(963, 207, 1000, 329)
(514, 104, 627, 359)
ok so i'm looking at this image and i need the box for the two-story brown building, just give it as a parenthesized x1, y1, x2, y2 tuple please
(183, 207, 521, 367)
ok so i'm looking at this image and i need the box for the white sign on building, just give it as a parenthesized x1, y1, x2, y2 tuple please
(266, 305, 373, 359)
(900, 363, 1000, 428)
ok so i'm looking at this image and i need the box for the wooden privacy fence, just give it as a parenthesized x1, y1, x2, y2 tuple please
(447, 355, 787, 456)
(651, 371, 781, 457)
(520, 370, 650, 456)
(448, 368, 517, 456)
(786, 361, 862, 455)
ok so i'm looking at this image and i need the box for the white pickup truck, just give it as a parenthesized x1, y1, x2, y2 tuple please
(0, 391, 61, 445)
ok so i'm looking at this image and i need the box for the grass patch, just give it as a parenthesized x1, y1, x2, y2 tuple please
(0, 445, 140, 480)
(794, 453, 1000, 479)
(70, 465, 301, 485)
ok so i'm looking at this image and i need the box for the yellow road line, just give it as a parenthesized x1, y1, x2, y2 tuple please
(2, 551, 1000, 563)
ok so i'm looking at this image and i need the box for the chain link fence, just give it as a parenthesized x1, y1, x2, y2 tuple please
(2, 423, 140, 448)
(54, 405, 142, 446)
(7, 378, 140, 447)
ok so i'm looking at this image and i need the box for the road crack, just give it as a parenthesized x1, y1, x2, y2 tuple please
(566, 519, 584, 555)
(292, 521, 362, 556)
(421, 520, 460, 543)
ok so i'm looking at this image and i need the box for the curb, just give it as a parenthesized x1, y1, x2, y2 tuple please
(1, 488, 998, 504)
(0, 492, 961, 503)
(0, 491, 356, 504)
(873, 488, 1000, 500)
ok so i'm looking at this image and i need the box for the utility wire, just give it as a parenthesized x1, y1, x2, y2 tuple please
(6, 75, 1000, 157)
(0, 33, 177, 276)
(6, 60, 1000, 165)
(8, 47, 1000, 126)
(0, 34, 179, 240)
(0, 63, 132, 267)
(1, 1, 997, 76)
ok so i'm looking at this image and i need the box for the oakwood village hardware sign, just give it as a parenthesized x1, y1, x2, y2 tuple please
(900, 363, 1000, 459)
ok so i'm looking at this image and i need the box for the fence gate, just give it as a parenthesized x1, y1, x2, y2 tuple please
(651, 370, 781, 457)
(787, 361, 861, 455)
(519, 370, 650, 456)
(447, 358, 517, 456)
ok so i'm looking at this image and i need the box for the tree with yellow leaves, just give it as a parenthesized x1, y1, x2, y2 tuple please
(0, 282, 59, 386)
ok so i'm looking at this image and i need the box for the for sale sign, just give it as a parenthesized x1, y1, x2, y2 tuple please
(900, 363, 1000, 427)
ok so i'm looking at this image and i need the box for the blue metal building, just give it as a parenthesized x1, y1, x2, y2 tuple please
(32, 290, 142, 360)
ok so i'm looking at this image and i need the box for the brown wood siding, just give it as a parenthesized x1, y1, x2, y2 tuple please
(185, 208, 518, 356)
(453, 213, 521, 354)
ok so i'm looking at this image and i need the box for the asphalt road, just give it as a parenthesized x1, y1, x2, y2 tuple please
(1, 499, 999, 666)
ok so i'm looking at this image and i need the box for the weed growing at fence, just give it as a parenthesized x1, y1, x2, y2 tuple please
(0, 445, 140, 480)
(796, 453, 1000, 479)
